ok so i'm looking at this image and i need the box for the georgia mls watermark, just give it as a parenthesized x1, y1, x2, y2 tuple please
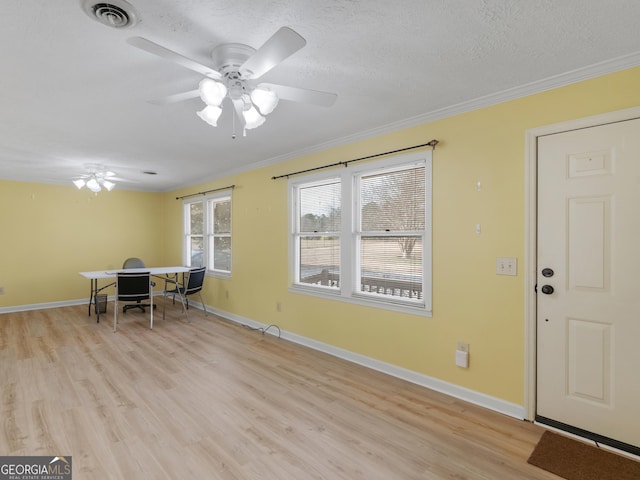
(0, 456, 72, 480)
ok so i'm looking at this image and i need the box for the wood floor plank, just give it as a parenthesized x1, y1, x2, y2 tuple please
(0, 305, 558, 479)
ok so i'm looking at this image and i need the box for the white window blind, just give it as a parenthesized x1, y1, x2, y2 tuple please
(296, 180, 341, 288)
(357, 166, 425, 301)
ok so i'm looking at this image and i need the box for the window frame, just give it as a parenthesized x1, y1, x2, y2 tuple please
(183, 190, 232, 279)
(288, 151, 432, 316)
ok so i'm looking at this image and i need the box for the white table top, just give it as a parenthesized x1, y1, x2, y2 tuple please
(79, 266, 190, 279)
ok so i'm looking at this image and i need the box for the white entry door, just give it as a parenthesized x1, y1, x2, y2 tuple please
(536, 118, 640, 453)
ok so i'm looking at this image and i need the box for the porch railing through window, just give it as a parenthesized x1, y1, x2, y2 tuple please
(301, 268, 423, 300)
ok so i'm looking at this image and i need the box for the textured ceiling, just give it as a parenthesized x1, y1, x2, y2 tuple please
(2, 0, 640, 191)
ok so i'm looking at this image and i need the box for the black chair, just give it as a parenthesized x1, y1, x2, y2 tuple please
(163, 267, 208, 322)
(122, 257, 155, 313)
(114, 271, 154, 332)
(123, 257, 146, 269)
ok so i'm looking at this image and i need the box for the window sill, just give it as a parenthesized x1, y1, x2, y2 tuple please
(207, 270, 231, 280)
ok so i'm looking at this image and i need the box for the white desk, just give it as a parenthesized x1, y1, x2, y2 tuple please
(80, 266, 190, 323)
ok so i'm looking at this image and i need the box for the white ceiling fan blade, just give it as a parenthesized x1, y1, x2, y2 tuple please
(258, 83, 337, 107)
(103, 176, 136, 183)
(240, 27, 306, 79)
(127, 37, 222, 80)
(148, 89, 200, 106)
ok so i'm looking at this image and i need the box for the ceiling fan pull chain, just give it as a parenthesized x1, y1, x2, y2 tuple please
(231, 105, 237, 140)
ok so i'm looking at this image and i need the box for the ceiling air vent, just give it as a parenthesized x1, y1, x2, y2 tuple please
(82, 0, 139, 28)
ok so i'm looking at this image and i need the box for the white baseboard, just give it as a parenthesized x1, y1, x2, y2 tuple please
(208, 306, 526, 420)
(0, 298, 87, 314)
(0, 292, 163, 314)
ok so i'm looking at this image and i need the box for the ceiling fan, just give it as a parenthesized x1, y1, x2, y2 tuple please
(72, 164, 126, 192)
(127, 27, 337, 136)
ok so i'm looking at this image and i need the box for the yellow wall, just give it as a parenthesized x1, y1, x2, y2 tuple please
(0, 182, 165, 306)
(163, 66, 640, 405)
(3, 66, 640, 407)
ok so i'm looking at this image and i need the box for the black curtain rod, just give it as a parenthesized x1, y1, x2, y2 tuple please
(175, 184, 235, 200)
(271, 139, 439, 180)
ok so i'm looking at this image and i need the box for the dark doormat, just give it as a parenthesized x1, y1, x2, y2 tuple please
(528, 430, 640, 480)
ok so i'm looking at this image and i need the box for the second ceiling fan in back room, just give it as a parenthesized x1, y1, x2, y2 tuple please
(127, 27, 337, 137)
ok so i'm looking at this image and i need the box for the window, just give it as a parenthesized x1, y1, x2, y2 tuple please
(184, 191, 232, 277)
(289, 151, 431, 315)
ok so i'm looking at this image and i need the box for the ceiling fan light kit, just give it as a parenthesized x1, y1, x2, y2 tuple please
(193, 45, 285, 133)
(73, 175, 116, 193)
(197, 71, 280, 131)
(72, 165, 118, 193)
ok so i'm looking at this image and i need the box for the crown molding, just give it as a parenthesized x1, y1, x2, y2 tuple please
(190, 50, 640, 185)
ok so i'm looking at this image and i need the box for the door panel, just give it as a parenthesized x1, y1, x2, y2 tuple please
(567, 317, 611, 404)
(537, 118, 640, 451)
(568, 196, 609, 290)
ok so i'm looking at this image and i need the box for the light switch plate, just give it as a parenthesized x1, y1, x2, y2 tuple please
(496, 257, 517, 276)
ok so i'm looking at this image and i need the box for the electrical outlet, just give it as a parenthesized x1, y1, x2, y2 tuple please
(456, 342, 470, 368)
(456, 350, 469, 368)
(276, 301, 282, 312)
(496, 257, 517, 276)
(0, 286, 4, 295)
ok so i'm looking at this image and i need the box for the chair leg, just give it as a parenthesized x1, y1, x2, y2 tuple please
(162, 292, 166, 321)
(199, 292, 208, 316)
(114, 298, 118, 333)
(163, 290, 189, 321)
(178, 292, 190, 322)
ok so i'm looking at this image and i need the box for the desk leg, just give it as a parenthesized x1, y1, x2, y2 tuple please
(88, 278, 101, 323)
(95, 278, 101, 323)
(88, 279, 95, 317)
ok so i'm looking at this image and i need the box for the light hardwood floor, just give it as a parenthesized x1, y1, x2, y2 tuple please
(0, 304, 558, 479)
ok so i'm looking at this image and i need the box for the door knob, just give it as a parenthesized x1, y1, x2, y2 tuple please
(541, 285, 554, 295)
(542, 268, 554, 278)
